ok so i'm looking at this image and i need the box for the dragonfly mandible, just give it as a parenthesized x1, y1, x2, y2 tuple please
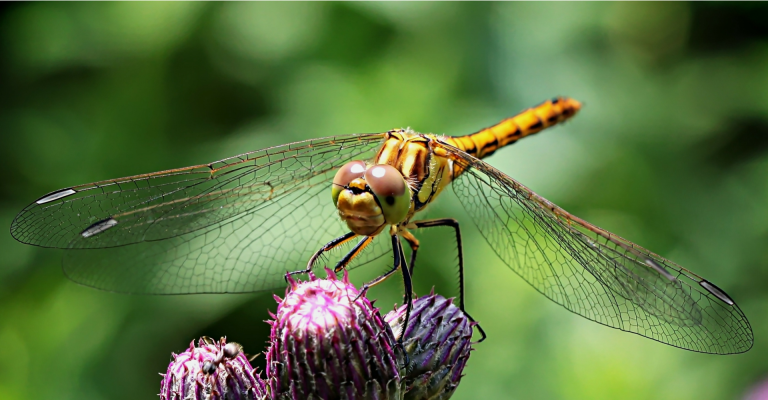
(10, 97, 753, 354)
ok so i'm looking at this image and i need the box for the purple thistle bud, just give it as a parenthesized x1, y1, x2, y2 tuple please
(384, 291, 474, 400)
(267, 269, 404, 400)
(160, 336, 268, 400)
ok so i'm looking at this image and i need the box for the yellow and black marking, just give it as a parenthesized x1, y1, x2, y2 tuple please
(447, 96, 581, 160)
(369, 97, 580, 219)
(376, 131, 443, 212)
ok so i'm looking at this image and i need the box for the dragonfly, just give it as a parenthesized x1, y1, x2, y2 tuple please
(10, 97, 752, 354)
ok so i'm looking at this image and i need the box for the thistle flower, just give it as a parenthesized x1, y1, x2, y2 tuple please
(384, 291, 474, 400)
(160, 336, 268, 400)
(266, 269, 404, 400)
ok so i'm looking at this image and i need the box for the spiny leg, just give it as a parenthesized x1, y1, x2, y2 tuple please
(352, 234, 414, 348)
(332, 236, 374, 273)
(397, 235, 414, 350)
(411, 218, 486, 342)
(400, 230, 420, 278)
(354, 234, 405, 299)
(285, 231, 357, 280)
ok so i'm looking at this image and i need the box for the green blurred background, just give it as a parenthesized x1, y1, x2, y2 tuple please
(2, 2, 768, 399)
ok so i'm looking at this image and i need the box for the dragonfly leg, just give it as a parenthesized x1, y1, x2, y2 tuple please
(412, 218, 487, 342)
(396, 235, 414, 356)
(400, 230, 420, 278)
(285, 231, 357, 281)
(353, 234, 406, 299)
(332, 236, 374, 272)
(353, 234, 413, 346)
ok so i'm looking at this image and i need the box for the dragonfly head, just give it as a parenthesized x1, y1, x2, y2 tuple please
(332, 161, 412, 236)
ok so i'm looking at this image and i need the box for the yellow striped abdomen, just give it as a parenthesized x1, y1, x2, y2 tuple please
(446, 97, 581, 160)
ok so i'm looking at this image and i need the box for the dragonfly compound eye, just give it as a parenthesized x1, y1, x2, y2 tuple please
(365, 164, 411, 224)
(332, 161, 367, 206)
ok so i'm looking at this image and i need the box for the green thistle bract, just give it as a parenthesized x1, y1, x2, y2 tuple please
(267, 269, 404, 400)
(384, 292, 474, 400)
(160, 336, 267, 400)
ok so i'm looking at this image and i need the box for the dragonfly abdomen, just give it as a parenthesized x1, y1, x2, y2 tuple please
(448, 96, 581, 159)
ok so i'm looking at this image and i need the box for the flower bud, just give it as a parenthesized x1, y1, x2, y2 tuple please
(160, 336, 267, 400)
(267, 269, 404, 400)
(384, 291, 474, 400)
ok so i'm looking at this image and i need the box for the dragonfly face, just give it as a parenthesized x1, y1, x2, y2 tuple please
(332, 161, 412, 236)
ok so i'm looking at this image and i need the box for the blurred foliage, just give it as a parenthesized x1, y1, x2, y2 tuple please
(2, 2, 768, 400)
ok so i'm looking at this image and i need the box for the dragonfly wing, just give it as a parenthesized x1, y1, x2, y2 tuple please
(62, 178, 343, 294)
(21, 134, 386, 294)
(449, 149, 753, 354)
(11, 134, 385, 250)
(63, 183, 396, 295)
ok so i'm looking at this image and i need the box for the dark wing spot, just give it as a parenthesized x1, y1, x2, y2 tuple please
(36, 188, 76, 204)
(700, 280, 735, 306)
(81, 218, 118, 238)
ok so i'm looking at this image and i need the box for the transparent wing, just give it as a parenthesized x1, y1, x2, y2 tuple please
(62, 179, 393, 294)
(447, 145, 753, 354)
(15, 134, 391, 294)
(11, 134, 385, 249)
